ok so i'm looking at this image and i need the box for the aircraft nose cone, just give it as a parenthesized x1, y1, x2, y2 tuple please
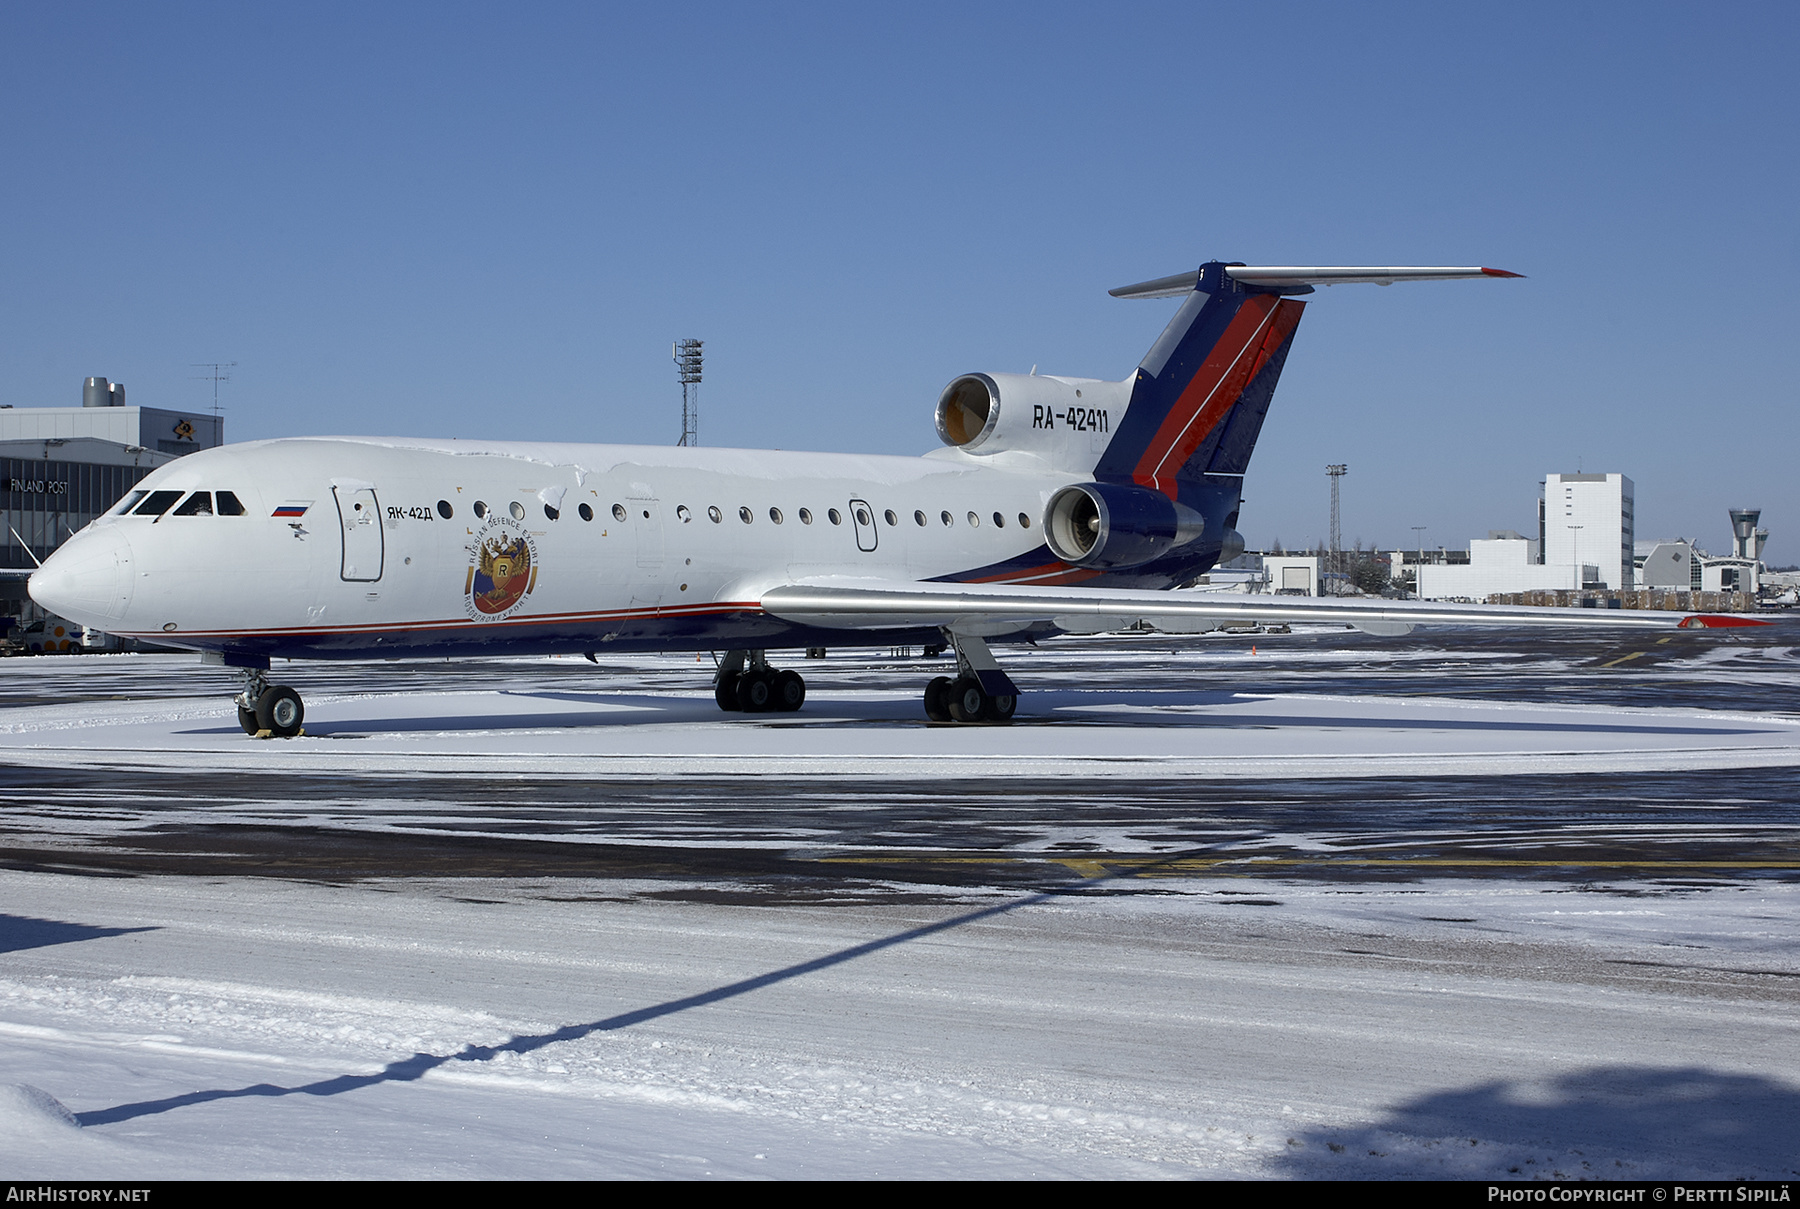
(29, 526, 135, 628)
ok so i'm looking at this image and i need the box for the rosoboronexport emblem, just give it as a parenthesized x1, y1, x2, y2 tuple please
(463, 517, 539, 620)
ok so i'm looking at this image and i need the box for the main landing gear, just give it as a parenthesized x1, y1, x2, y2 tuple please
(234, 668, 305, 738)
(713, 649, 806, 713)
(922, 630, 1019, 725)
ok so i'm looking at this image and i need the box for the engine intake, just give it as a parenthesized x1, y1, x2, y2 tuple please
(1043, 482, 1206, 569)
(935, 374, 1001, 449)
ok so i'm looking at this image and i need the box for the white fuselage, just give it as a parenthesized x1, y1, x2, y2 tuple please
(35, 436, 1117, 659)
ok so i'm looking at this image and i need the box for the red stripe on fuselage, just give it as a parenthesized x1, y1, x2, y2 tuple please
(118, 599, 766, 642)
(960, 560, 1105, 587)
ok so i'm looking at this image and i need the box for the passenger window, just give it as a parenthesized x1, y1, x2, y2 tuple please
(474, 501, 488, 518)
(967, 511, 980, 528)
(216, 491, 245, 516)
(854, 506, 871, 526)
(612, 504, 627, 521)
(708, 506, 723, 523)
(941, 510, 953, 526)
(769, 507, 784, 524)
(739, 506, 753, 523)
(799, 508, 813, 525)
(544, 504, 560, 521)
(1018, 512, 1030, 529)
(993, 512, 1005, 528)
(677, 505, 692, 523)
(172, 492, 213, 516)
(437, 500, 454, 519)
(509, 501, 525, 521)
(828, 508, 842, 525)
(133, 490, 183, 518)
(884, 509, 898, 526)
(578, 502, 593, 521)
(914, 510, 926, 526)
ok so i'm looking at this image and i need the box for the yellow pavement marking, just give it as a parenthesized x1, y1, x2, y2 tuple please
(820, 854, 1798, 878)
(1600, 652, 1646, 667)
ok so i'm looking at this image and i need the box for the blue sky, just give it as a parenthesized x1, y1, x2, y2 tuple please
(4, 2, 1795, 561)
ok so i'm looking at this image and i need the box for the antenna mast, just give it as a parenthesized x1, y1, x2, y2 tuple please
(673, 339, 703, 446)
(192, 361, 237, 417)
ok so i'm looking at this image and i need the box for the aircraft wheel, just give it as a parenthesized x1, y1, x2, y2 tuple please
(255, 685, 304, 738)
(772, 669, 805, 712)
(735, 670, 773, 712)
(946, 675, 988, 724)
(236, 701, 260, 735)
(986, 692, 1017, 723)
(923, 676, 953, 722)
(715, 671, 742, 711)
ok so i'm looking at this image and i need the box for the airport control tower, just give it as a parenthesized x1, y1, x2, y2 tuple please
(1729, 508, 1767, 562)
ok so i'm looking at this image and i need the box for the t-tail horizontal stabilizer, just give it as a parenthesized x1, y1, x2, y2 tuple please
(1109, 265, 1524, 299)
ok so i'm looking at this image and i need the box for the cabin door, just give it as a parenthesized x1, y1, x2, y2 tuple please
(629, 496, 664, 608)
(333, 485, 384, 582)
(849, 498, 879, 553)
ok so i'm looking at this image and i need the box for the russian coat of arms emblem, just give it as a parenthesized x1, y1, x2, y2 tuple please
(463, 517, 539, 620)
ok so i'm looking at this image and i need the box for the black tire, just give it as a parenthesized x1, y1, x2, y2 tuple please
(736, 670, 772, 712)
(715, 671, 742, 711)
(255, 685, 304, 738)
(772, 669, 805, 712)
(923, 676, 953, 722)
(236, 702, 260, 735)
(986, 692, 1017, 723)
(946, 675, 988, 724)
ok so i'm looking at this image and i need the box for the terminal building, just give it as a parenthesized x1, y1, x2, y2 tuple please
(1634, 509, 1768, 596)
(2, 377, 224, 636)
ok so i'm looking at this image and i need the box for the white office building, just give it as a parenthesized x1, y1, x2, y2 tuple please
(1541, 473, 1634, 591)
(1417, 533, 1586, 600)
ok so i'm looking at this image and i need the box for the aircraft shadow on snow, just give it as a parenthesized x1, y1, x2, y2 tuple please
(0, 914, 158, 954)
(1269, 1065, 1800, 1178)
(171, 687, 1775, 740)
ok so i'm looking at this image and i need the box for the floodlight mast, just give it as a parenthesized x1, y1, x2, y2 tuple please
(673, 339, 703, 446)
(1327, 464, 1347, 589)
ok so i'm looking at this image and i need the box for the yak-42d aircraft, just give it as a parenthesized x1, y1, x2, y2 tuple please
(29, 261, 1766, 737)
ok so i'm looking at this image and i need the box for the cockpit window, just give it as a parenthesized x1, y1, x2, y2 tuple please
(172, 492, 213, 516)
(113, 491, 149, 516)
(216, 491, 245, 516)
(133, 490, 183, 518)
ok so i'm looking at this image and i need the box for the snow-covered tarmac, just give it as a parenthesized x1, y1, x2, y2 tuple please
(2, 629, 1797, 1178)
(0, 644, 1795, 781)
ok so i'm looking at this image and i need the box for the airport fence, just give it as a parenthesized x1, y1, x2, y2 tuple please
(1484, 589, 1755, 612)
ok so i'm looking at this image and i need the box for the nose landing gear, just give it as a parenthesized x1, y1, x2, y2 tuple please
(713, 649, 806, 713)
(234, 668, 305, 738)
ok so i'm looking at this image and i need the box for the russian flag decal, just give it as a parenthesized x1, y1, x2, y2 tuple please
(272, 501, 311, 518)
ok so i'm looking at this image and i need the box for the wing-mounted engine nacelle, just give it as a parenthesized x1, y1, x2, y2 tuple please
(935, 372, 1130, 471)
(1042, 482, 1207, 569)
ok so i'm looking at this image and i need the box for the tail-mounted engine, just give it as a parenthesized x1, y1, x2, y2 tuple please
(936, 372, 1131, 472)
(1042, 482, 1207, 569)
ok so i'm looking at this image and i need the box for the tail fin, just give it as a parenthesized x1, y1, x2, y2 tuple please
(1094, 260, 1521, 496)
(1094, 261, 1305, 497)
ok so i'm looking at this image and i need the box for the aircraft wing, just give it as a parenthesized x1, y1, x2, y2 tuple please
(761, 578, 1765, 636)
